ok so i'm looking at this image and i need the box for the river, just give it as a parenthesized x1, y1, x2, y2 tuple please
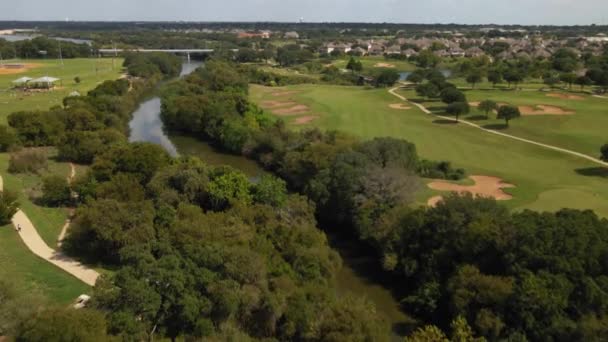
(128, 61, 412, 339)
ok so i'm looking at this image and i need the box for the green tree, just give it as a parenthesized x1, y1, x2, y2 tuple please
(346, 57, 363, 73)
(487, 70, 503, 88)
(41, 175, 71, 207)
(416, 83, 441, 99)
(559, 73, 577, 89)
(15, 308, 108, 342)
(0, 189, 19, 225)
(478, 100, 498, 119)
(441, 87, 466, 104)
(466, 72, 483, 89)
(0, 125, 17, 152)
(375, 69, 400, 87)
(503, 69, 524, 88)
(543, 74, 561, 89)
(207, 168, 253, 210)
(253, 175, 288, 207)
(405, 325, 449, 342)
(575, 75, 593, 90)
(497, 105, 521, 127)
(601, 144, 608, 162)
(446, 102, 470, 122)
(73, 76, 81, 84)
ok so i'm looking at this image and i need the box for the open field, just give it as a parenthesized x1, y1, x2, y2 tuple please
(0, 150, 89, 303)
(250, 84, 608, 216)
(0, 58, 124, 124)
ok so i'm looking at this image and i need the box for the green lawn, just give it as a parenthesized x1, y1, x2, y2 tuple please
(0, 150, 90, 304)
(250, 84, 608, 217)
(0, 58, 124, 124)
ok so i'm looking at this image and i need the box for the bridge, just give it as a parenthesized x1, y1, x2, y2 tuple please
(98, 48, 224, 61)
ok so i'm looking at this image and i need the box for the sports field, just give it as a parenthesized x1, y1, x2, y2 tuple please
(250, 84, 608, 216)
(331, 56, 417, 72)
(0, 58, 124, 123)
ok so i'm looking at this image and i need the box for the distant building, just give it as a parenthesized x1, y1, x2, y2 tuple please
(385, 45, 402, 55)
(237, 31, 271, 39)
(284, 31, 300, 39)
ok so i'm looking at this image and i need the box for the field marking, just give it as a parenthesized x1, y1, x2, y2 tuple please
(0, 172, 99, 286)
(389, 87, 608, 168)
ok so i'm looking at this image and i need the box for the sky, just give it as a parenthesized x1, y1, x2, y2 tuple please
(1, 0, 607, 25)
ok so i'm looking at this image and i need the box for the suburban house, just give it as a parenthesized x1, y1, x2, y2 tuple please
(402, 49, 418, 58)
(465, 47, 485, 57)
(385, 45, 402, 55)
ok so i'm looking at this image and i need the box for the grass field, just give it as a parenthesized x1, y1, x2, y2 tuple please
(0, 149, 90, 304)
(0, 58, 124, 124)
(250, 84, 608, 216)
(0, 58, 122, 303)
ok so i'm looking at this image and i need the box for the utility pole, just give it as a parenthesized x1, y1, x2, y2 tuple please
(58, 40, 64, 66)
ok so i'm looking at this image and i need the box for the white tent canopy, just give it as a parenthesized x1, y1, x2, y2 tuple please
(30, 76, 60, 84)
(12, 76, 32, 85)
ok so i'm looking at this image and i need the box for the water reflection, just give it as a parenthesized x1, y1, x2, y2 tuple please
(128, 97, 179, 156)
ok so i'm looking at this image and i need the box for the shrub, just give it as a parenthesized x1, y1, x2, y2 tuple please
(0, 189, 19, 225)
(41, 175, 72, 207)
(0, 125, 18, 152)
(8, 149, 47, 174)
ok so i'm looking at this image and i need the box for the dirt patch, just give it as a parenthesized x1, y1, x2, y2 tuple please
(261, 100, 296, 109)
(389, 103, 411, 110)
(427, 175, 515, 207)
(274, 105, 310, 116)
(374, 63, 396, 68)
(271, 91, 298, 97)
(0, 63, 42, 75)
(294, 116, 319, 125)
(469, 101, 509, 107)
(546, 93, 584, 100)
(519, 105, 574, 116)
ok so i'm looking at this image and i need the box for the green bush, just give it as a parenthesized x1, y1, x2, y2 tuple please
(8, 149, 47, 174)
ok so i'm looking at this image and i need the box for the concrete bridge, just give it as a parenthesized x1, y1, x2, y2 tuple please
(98, 48, 230, 61)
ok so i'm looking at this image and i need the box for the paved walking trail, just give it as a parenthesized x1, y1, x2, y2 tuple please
(1, 165, 99, 287)
(388, 87, 608, 168)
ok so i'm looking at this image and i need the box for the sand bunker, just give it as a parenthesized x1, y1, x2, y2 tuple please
(294, 116, 318, 125)
(261, 100, 296, 109)
(374, 63, 396, 68)
(519, 105, 574, 116)
(389, 103, 411, 110)
(0, 63, 42, 75)
(546, 93, 584, 100)
(271, 91, 298, 97)
(469, 101, 508, 107)
(427, 175, 515, 207)
(274, 105, 310, 116)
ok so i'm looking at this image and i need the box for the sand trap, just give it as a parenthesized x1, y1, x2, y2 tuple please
(271, 91, 298, 97)
(294, 116, 319, 125)
(546, 93, 584, 100)
(389, 103, 411, 110)
(261, 100, 296, 109)
(0, 63, 42, 75)
(374, 63, 396, 68)
(427, 175, 515, 207)
(469, 101, 508, 107)
(519, 105, 574, 116)
(274, 105, 310, 116)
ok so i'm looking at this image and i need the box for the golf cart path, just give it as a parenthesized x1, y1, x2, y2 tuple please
(57, 163, 76, 246)
(389, 87, 608, 168)
(0, 171, 99, 287)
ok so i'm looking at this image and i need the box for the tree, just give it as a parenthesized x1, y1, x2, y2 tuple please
(416, 83, 441, 99)
(441, 87, 466, 104)
(497, 105, 521, 127)
(478, 100, 498, 119)
(601, 144, 608, 162)
(559, 73, 577, 90)
(253, 174, 288, 207)
(346, 57, 363, 74)
(466, 72, 483, 89)
(375, 69, 400, 87)
(0, 190, 19, 225)
(575, 76, 593, 90)
(446, 102, 470, 122)
(41, 175, 71, 207)
(15, 308, 108, 342)
(487, 70, 503, 88)
(407, 70, 426, 84)
(503, 69, 524, 88)
(543, 74, 561, 89)
(73, 76, 81, 84)
(0, 125, 18, 152)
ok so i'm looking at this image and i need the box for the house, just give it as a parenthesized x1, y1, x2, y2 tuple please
(284, 31, 300, 39)
(496, 51, 512, 60)
(237, 31, 270, 39)
(531, 48, 551, 59)
(402, 49, 418, 58)
(385, 45, 402, 55)
(433, 50, 451, 58)
(465, 47, 485, 57)
(368, 44, 385, 56)
(449, 47, 465, 57)
(351, 47, 368, 56)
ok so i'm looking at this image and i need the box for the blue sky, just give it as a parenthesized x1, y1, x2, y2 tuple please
(1, 0, 607, 25)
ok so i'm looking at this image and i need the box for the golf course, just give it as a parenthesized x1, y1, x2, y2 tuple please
(250, 83, 608, 216)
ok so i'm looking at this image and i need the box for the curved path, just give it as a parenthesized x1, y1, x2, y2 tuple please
(389, 87, 608, 168)
(0, 171, 99, 286)
(57, 163, 76, 246)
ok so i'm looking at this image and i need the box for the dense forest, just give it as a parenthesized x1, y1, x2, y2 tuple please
(0, 36, 92, 59)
